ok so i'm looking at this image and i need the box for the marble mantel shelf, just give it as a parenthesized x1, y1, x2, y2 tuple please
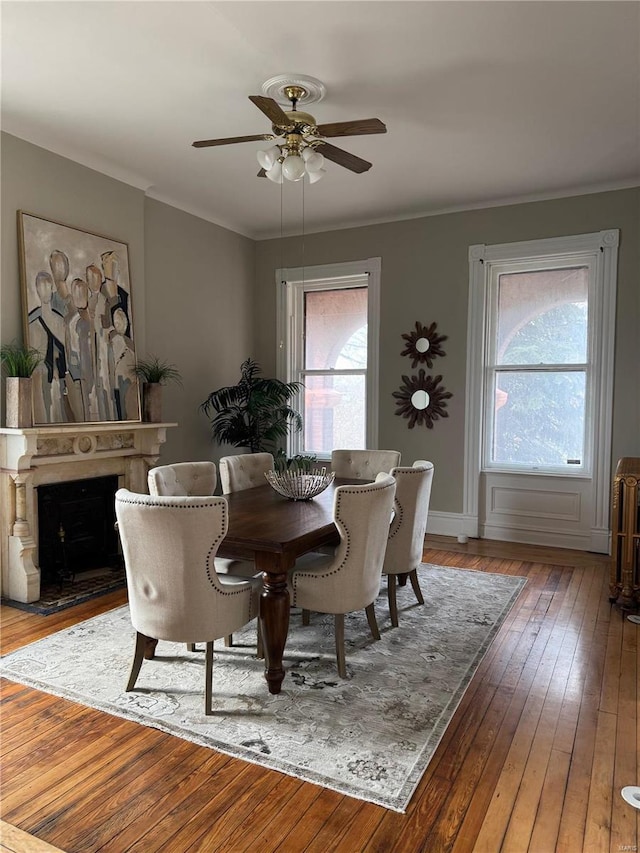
(1, 422, 178, 473)
(0, 421, 177, 603)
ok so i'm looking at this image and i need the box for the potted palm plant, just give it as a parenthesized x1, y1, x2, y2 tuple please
(1, 341, 42, 428)
(133, 355, 182, 422)
(200, 358, 303, 456)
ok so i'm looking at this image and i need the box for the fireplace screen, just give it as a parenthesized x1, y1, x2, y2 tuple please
(37, 476, 120, 585)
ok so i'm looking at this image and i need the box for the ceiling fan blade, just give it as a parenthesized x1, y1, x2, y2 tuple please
(257, 168, 266, 178)
(316, 118, 387, 138)
(248, 95, 292, 128)
(192, 134, 269, 148)
(318, 141, 373, 173)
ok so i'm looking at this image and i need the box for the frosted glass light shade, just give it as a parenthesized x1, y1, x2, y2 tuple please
(265, 160, 283, 183)
(282, 154, 306, 181)
(308, 168, 326, 184)
(257, 146, 279, 170)
(304, 151, 325, 172)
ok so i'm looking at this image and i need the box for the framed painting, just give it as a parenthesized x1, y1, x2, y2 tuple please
(17, 211, 141, 425)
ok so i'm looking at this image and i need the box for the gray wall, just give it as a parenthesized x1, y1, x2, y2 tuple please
(0, 133, 255, 465)
(1, 133, 147, 424)
(255, 188, 640, 513)
(143, 198, 254, 463)
(2, 131, 637, 514)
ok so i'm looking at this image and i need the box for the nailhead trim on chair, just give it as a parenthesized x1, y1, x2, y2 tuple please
(291, 481, 395, 603)
(388, 467, 428, 539)
(205, 501, 227, 590)
(389, 496, 404, 539)
(116, 494, 251, 603)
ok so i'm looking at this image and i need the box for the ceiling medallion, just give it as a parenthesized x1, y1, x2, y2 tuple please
(261, 74, 327, 107)
(400, 321, 448, 369)
(393, 370, 453, 429)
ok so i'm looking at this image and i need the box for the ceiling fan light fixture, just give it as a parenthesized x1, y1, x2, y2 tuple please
(265, 159, 283, 183)
(308, 167, 326, 184)
(304, 150, 325, 172)
(282, 153, 306, 182)
(257, 145, 279, 170)
(193, 75, 385, 184)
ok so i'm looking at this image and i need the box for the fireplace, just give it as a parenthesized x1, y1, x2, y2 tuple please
(37, 476, 120, 586)
(0, 421, 175, 603)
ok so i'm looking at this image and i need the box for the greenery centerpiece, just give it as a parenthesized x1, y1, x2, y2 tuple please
(133, 355, 182, 422)
(200, 358, 309, 468)
(1, 341, 43, 428)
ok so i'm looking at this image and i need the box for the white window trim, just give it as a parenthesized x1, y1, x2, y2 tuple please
(483, 251, 596, 477)
(463, 230, 619, 538)
(276, 258, 381, 459)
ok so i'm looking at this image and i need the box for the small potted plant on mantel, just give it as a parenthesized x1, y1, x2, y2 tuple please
(133, 355, 182, 423)
(0, 341, 43, 428)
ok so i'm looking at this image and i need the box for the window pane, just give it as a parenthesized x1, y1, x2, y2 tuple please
(303, 373, 366, 454)
(305, 288, 367, 369)
(497, 268, 588, 365)
(492, 370, 586, 466)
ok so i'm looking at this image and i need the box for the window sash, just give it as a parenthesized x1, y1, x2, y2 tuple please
(482, 253, 598, 476)
(486, 367, 588, 471)
(276, 260, 381, 460)
(301, 369, 366, 377)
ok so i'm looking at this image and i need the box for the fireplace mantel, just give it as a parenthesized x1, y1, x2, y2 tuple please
(0, 421, 176, 602)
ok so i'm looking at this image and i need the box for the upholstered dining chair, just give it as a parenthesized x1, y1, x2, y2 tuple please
(288, 473, 397, 678)
(115, 489, 261, 715)
(147, 460, 261, 654)
(148, 460, 217, 497)
(382, 461, 434, 627)
(330, 449, 401, 480)
(148, 460, 257, 578)
(219, 453, 275, 494)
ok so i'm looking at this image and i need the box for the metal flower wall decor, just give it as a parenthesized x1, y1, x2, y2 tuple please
(393, 370, 453, 429)
(400, 320, 447, 368)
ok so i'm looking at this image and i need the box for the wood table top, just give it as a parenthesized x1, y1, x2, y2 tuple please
(219, 477, 367, 557)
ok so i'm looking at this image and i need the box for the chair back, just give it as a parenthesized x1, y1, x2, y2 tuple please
(115, 489, 250, 643)
(291, 473, 396, 614)
(384, 461, 434, 575)
(148, 461, 217, 497)
(219, 452, 274, 494)
(331, 449, 401, 480)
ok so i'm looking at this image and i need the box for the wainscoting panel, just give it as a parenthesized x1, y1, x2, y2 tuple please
(490, 485, 581, 523)
(478, 472, 605, 552)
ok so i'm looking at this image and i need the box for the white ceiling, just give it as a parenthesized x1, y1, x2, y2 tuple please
(2, 1, 639, 240)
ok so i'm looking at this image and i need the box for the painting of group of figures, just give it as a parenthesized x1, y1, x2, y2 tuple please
(18, 212, 141, 425)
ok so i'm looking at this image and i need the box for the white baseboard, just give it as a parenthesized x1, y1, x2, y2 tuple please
(427, 511, 470, 538)
(427, 512, 611, 554)
(480, 522, 608, 553)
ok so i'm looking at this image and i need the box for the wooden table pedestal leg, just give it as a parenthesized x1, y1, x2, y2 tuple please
(258, 556, 291, 695)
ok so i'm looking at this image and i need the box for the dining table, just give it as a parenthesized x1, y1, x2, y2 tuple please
(217, 477, 364, 695)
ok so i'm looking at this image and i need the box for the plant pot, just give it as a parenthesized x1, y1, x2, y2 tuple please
(142, 382, 162, 423)
(5, 377, 33, 428)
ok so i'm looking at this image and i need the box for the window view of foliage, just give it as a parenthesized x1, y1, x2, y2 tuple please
(494, 303, 587, 466)
(335, 325, 367, 370)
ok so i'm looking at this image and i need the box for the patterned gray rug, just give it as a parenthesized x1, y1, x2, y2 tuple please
(0, 564, 525, 812)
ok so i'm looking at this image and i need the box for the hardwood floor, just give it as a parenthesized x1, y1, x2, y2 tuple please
(1, 536, 638, 852)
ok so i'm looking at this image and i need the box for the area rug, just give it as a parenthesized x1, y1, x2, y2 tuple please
(1, 566, 126, 615)
(0, 564, 525, 812)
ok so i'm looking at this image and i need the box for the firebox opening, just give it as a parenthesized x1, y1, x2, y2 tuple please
(37, 476, 120, 586)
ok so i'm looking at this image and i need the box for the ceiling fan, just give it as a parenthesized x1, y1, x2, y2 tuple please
(192, 81, 386, 182)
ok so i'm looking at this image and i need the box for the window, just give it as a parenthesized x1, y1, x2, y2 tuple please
(276, 259, 381, 460)
(486, 263, 591, 472)
(470, 233, 620, 479)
